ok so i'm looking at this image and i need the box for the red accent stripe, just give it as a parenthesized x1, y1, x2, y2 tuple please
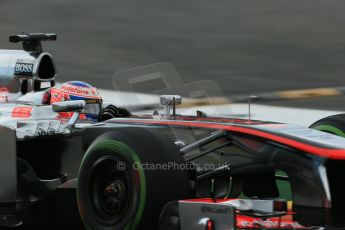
(111, 119, 345, 160)
(12, 106, 32, 118)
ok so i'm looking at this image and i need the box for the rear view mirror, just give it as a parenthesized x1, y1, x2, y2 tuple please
(52, 100, 86, 127)
(52, 100, 85, 113)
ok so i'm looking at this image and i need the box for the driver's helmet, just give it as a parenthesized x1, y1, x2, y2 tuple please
(50, 81, 102, 121)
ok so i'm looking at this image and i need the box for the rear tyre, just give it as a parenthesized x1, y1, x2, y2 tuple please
(77, 128, 190, 230)
(309, 114, 345, 137)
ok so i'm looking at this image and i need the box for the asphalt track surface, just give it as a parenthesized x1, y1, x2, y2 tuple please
(1, 0, 345, 110)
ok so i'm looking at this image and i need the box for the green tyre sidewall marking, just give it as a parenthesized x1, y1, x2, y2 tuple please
(314, 125, 345, 138)
(78, 139, 147, 230)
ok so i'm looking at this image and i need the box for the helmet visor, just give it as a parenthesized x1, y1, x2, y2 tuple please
(82, 102, 101, 115)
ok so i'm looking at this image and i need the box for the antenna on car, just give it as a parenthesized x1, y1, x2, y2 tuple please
(248, 95, 257, 123)
(9, 32, 57, 52)
(160, 95, 182, 117)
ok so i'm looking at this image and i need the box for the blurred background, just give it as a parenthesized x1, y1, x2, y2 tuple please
(1, 0, 345, 109)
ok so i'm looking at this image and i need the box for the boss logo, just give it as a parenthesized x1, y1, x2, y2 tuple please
(14, 63, 34, 76)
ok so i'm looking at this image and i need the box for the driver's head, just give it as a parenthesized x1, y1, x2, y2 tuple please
(50, 81, 102, 121)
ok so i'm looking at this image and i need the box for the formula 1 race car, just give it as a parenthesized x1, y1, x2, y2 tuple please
(1, 33, 345, 230)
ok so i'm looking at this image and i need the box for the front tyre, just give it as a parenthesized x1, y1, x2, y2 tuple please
(77, 128, 190, 230)
(309, 114, 345, 137)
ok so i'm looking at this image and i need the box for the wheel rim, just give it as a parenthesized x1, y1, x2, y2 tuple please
(90, 156, 130, 224)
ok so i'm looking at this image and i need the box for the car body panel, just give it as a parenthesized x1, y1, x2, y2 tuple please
(106, 117, 345, 159)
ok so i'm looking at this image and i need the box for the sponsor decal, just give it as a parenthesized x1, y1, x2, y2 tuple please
(237, 215, 304, 229)
(14, 62, 34, 76)
(12, 106, 32, 118)
(60, 84, 100, 98)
